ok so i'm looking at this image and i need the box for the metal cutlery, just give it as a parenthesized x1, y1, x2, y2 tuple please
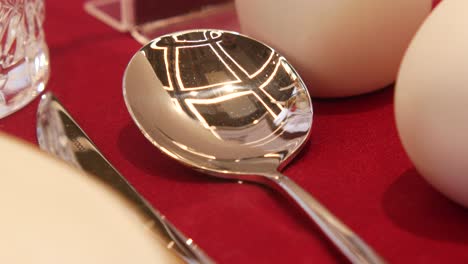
(36, 92, 214, 264)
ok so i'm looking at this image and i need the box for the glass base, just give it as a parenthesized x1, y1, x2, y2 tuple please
(84, 0, 238, 45)
(130, 2, 239, 44)
(84, 0, 133, 32)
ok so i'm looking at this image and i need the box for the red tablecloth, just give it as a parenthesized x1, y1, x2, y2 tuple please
(3, 0, 468, 263)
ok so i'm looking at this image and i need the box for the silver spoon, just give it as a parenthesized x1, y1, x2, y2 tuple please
(123, 29, 385, 263)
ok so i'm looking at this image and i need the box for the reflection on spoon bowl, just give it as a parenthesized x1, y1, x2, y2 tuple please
(123, 29, 384, 263)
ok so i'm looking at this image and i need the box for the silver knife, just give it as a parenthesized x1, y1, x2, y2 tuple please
(36, 92, 214, 264)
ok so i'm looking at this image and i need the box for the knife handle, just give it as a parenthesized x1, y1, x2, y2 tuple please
(37, 93, 215, 264)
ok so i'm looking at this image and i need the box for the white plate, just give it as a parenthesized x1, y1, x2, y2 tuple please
(0, 132, 181, 263)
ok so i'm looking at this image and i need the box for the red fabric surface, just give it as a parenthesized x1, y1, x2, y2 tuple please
(2, 0, 467, 263)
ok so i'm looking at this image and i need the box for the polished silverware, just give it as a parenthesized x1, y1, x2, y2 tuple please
(123, 29, 385, 263)
(36, 92, 214, 264)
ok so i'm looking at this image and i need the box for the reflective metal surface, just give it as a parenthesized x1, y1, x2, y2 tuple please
(123, 29, 385, 263)
(36, 92, 215, 264)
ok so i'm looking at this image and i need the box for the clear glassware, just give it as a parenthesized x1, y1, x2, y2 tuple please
(84, 0, 238, 45)
(0, 0, 49, 118)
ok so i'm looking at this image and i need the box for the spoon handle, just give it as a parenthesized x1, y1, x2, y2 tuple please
(268, 172, 385, 264)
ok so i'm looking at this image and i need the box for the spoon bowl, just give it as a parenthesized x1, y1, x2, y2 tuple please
(123, 29, 384, 263)
(123, 29, 312, 178)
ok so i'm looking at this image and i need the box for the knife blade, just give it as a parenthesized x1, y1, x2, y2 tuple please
(36, 92, 214, 264)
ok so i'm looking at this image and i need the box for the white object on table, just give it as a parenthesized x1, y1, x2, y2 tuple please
(0, 132, 182, 263)
(235, 0, 432, 98)
(395, 0, 468, 208)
